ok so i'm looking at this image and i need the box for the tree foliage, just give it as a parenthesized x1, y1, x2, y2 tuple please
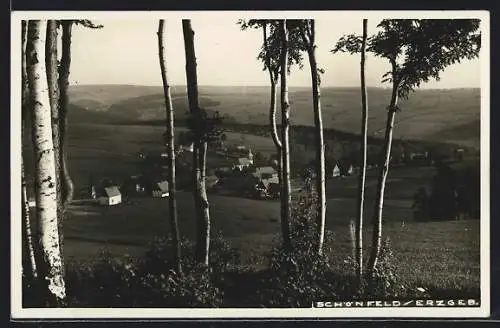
(332, 19, 481, 100)
(237, 19, 307, 76)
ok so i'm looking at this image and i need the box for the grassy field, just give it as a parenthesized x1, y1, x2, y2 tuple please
(51, 198, 479, 293)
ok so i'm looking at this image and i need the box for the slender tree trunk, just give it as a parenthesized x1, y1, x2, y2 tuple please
(158, 20, 182, 274)
(262, 23, 290, 250)
(198, 142, 210, 265)
(45, 20, 65, 278)
(26, 20, 66, 306)
(22, 162, 38, 279)
(367, 63, 399, 280)
(182, 19, 210, 266)
(271, 81, 289, 249)
(355, 19, 369, 284)
(305, 21, 327, 255)
(58, 20, 74, 208)
(279, 20, 292, 237)
(21, 20, 38, 280)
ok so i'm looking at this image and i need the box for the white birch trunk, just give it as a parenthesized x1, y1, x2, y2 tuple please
(22, 19, 38, 279)
(279, 20, 292, 235)
(26, 20, 66, 303)
(182, 19, 211, 266)
(158, 19, 182, 273)
(262, 23, 290, 250)
(305, 20, 327, 255)
(367, 60, 399, 277)
(356, 18, 369, 282)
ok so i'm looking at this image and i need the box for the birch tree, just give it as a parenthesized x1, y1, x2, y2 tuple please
(355, 18, 369, 284)
(298, 19, 327, 255)
(26, 19, 66, 305)
(45, 20, 65, 276)
(182, 19, 211, 266)
(158, 19, 182, 274)
(237, 19, 304, 251)
(333, 19, 481, 280)
(279, 20, 292, 233)
(57, 20, 74, 208)
(21, 20, 38, 280)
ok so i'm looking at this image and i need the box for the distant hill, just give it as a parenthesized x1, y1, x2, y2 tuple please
(67, 84, 481, 148)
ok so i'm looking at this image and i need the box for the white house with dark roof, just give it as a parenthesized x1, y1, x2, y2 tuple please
(151, 181, 169, 198)
(233, 157, 252, 171)
(252, 166, 277, 179)
(98, 186, 122, 206)
(332, 164, 341, 177)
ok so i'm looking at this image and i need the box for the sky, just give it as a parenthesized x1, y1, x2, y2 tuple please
(67, 17, 482, 88)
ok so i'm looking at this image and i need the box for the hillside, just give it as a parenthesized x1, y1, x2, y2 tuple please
(67, 84, 481, 148)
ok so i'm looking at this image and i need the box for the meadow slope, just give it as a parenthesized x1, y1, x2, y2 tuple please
(67, 84, 481, 148)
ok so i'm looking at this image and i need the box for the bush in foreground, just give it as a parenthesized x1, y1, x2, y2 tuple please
(65, 232, 238, 307)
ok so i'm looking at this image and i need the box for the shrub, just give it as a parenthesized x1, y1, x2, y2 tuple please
(262, 192, 343, 307)
(365, 237, 405, 299)
(65, 249, 139, 307)
(65, 232, 237, 307)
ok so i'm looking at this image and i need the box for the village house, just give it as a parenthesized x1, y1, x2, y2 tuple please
(251, 166, 278, 179)
(233, 157, 253, 171)
(98, 186, 122, 206)
(330, 160, 354, 178)
(250, 166, 280, 198)
(255, 174, 279, 190)
(332, 164, 341, 177)
(150, 181, 169, 198)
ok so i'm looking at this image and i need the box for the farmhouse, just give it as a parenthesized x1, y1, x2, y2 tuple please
(331, 164, 341, 177)
(256, 174, 279, 190)
(330, 160, 354, 178)
(233, 157, 253, 171)
(98, 186, 122, 206)
(151, 181, 169, 198)
(252, 166, 278, 179)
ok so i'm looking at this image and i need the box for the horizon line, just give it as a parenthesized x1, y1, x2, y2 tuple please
(69, 83, 481, 91)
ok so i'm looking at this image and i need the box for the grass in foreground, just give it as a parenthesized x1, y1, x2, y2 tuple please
(24, 207, 480, 308)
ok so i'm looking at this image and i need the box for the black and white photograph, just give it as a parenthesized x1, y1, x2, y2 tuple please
(11, 10, 490, 319)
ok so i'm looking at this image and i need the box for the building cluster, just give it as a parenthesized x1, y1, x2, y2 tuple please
(89, 175, 171, 206)
(83, 139, 468, 207)
(212, 145, 281, 199)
